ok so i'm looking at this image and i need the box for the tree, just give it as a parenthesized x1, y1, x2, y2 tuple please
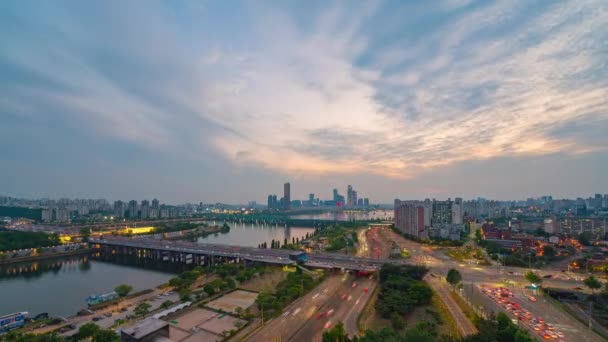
(80, 227, 91, 242)
(584, 275, 602, 294)
(322, 321, 351, 342)
(179, 289, 192, 302)
(203, 284, 216, 296)
(93, 329, 119, 342)
(391, 312, 405, 330)
(578, 231, 592, 246)
(160, 300, 173, 309)
(542, 245, 556, 259)
(524, 271, 542, 286)
(446, 269, 462, 289)
(78, 322, 101, 339)
(134, 302, 151, 317)
(114, 284, 133, 297)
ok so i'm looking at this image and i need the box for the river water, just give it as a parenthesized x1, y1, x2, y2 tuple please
(0, 224, 314, 318)
(198, 222, 314, 246)
(289, 209, 393, 221)
(0, 256, 173, 318)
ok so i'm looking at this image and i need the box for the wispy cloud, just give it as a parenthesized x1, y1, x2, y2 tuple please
(1, 0, 607, 185)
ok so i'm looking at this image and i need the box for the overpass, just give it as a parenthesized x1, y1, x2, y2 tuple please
(89, 237, 396, 271)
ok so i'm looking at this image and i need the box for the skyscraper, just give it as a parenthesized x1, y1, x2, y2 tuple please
(394, 200, 426, 238)
(283, 182, 291, 210)
(432, 199, 453, 225)
(452, 197, 463, 224)
(309, 193, 315, 206)
(128, 200, 138, 218)
(113, 200, 126, 218)
(140, 200, 150, 219)
(333, 188, 339, 202)
(347, 185, 353, 207)
(152, 198, 160, 209)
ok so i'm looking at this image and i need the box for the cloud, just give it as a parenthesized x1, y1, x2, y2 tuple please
(1, 0, 607, 202)
(183, 0, 608, 180)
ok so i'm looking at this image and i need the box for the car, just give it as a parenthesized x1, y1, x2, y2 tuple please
(543, 274, 553, 278)
(352, 283, 358, 288)
(528, 296, 537, 302)
(316, 313, 324, 319)
(92, 316, 102, 322)
(340, 294, 347, 300)
(363, 288, 369, 293)
(104, 313, 112, 317)
(573, 287, 583, 290)
(326, 309, 334, 316)
(324, 321, 332, 329)
(120, 308, 128, 312)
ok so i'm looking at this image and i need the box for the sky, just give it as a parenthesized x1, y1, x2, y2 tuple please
(1, 0, 607, 204)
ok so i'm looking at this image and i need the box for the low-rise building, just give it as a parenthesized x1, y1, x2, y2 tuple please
(121, 318, 169, 342)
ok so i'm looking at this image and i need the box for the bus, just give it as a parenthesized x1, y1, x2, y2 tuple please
(0, 312, 28, 333)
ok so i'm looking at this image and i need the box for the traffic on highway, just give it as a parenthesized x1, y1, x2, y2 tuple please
(480, 285, 566, 340)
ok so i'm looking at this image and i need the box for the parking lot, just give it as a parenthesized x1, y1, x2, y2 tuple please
(59, 290, 180, 337)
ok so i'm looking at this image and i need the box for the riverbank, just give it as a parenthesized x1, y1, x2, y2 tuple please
(0, 248, 91, 265)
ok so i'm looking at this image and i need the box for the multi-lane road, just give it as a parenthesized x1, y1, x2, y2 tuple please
(90, 237, 397, 271)
(247, 273, 375, 342)
(247, 227, 381, 342)
(381, 226, 606, 341)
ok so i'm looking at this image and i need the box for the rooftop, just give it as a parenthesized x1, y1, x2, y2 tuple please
(121, 318, 168, 339)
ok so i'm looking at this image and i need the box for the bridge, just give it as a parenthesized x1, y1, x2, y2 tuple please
(89, 237, 397, 271)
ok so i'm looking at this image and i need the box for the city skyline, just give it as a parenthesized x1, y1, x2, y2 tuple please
(1, 1, 608, 203)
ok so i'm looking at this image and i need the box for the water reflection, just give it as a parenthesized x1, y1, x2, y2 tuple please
(289, 209, 393, 221)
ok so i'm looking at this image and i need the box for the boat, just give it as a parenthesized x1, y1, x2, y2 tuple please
(86, 292, 119, 306)
(0, 312, 29, 333)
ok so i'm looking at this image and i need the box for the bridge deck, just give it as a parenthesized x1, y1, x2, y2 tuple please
(89, 237, 399, 271)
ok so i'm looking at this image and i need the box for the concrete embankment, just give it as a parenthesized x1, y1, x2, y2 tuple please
(0, 248, 91, 265)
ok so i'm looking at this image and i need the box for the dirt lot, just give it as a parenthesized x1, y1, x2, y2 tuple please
(206, 290, 258, 313)
(181, 329, 222, 342)
(239, 267, 287, 292)
(167, 308, 238, 341)
(173, 308, 218, 331)
(199, 315, 246, 335)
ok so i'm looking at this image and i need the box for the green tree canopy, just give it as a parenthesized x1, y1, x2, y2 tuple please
(584, 275, 602, 294)
(134, 302, 151, 317)
(446, 269, 462, 288)
(322, 321, 351, 342)
(524, 271, 542, 286)
(114, 284, 133, 297)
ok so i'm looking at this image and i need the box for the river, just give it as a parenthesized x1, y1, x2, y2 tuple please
(198, 223, 314, 246)
(0, 256, 173, 318)
(289, 209, 393, 221)
(0, 224, 314, 317)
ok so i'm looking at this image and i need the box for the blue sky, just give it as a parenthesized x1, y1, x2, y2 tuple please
(1, 0, 607, 204)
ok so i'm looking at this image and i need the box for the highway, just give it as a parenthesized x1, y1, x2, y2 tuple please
(89, 237, 401, 271)
(246, 274, 346, 342)
(247, 227, 380, 342)
(380, 226, 606, 341)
